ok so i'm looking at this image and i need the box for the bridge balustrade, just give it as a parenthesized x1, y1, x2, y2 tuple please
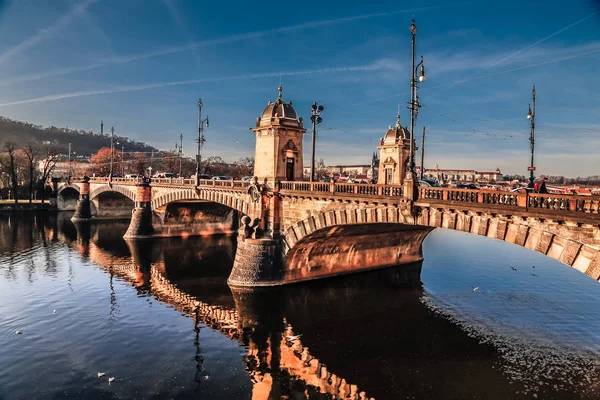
(528, 193, 600, 213)
(279, 181, 404, 197)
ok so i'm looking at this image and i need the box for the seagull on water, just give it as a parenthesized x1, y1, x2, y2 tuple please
(471, 286, 479, 292)
(53, 309, 57, 314)
(531, 273, 537, 277)
(97, 372, 105, 378)
(15, 330, 22, 335)
(108, 377, 115, 384)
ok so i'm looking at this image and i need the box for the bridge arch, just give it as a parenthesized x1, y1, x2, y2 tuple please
(152, 188, 249, 216)
(90, 184, 136, 202)
(282, 206, 600, 281)
(57, 183, 81, 196)
(57, 184, 81, 211)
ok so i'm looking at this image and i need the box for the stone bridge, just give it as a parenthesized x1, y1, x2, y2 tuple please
(56, 176, 600, 285)
(53, 86, 600, 286)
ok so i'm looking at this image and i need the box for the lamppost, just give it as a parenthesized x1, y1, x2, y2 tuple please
(406, 18, 426, 199)
(196, 99, 209, 185)
(179, 133, 183, 178)
(109, 127, 115, 182)
(121, 145, 125, 176)
(310, 102, 324, 182)
(68, 142, 73, 182)
(527, 86, 536, 188)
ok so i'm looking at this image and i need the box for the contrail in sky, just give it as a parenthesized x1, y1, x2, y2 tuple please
(345, 46, 600, 107)
(483, 12, 597, 71)
(0, 0, 101, 66)
(0, 65, 381, 107)
(0, 3, 471, 86)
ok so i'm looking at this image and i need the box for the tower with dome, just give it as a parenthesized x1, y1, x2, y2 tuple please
(252, 84, 306, 183)
(377, 110, 412, 185)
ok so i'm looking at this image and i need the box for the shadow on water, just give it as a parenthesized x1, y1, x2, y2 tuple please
(1, 212, 599, 399)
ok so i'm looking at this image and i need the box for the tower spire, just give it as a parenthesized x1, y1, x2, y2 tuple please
(277, 74, 283, 99)
(396, 104, 401, 127)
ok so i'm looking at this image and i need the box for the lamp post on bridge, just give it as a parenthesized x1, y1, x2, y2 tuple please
(109, 127, 115, 182)
(179, 133, 183, 178)
(68, 142, 76, 183)
(121, 145, 125, 176)
(405, 18, 426, 200)
(527, 86, 536, 188)
(310, 102, 324, 182)
(196, 99, 209, 186)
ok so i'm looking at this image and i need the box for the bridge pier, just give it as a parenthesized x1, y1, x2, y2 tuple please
(71, 177, 92, 221)
(228, 238, 283, 287)
(124, 179, 155, 239)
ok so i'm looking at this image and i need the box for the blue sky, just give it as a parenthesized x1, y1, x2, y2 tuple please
(0, 0, 599, 176)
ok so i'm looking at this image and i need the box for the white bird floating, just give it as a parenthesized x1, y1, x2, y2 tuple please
(108, 377, 115, 384)
(472, 287, 479, 292)
(286, 334, 302, 342)
(97, 372, 105, 378)
(15, 330, 22, 335)
(53, 310, 57, 314)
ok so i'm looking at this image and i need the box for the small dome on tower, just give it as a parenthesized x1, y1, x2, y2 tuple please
(382, 111, 410, 144)
(258, 85, 300, 127)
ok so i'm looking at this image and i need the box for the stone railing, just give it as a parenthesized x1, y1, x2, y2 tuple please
(528, 193, 600, 213)
(279, 181, 403, 197)
(86, 176, 251, 189)
(419, 187, 600, 216)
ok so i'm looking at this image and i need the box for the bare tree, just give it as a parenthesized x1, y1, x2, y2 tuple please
(0, 142, 19, 203)
(38, 146, 59, 203)
(22, 143, 40, 203)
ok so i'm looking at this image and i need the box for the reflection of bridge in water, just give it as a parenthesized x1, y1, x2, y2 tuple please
(66, 220, 379, 400)
(13, 212, 579, 399)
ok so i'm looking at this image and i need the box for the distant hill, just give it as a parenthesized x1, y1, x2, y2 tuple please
(0, 116, 158, 155)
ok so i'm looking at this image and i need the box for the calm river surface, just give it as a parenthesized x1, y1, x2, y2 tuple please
(1, 212, 599, 399)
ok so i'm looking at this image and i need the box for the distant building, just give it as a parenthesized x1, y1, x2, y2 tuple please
(419, 164, 502, 182)
(303, 164, 371, 179)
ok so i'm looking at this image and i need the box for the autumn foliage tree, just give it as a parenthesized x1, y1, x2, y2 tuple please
(90, 147, 122, 176)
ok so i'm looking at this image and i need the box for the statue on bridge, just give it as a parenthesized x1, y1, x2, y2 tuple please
(238, 216, 261, 241)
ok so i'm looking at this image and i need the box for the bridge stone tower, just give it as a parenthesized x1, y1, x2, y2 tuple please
(377, 111, 411, 185)
(252, 85, 306, 183)
(71, 176, 92, 221)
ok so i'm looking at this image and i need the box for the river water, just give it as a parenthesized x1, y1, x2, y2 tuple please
(0, 212, 599, 399)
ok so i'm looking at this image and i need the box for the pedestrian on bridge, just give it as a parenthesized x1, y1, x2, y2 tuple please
(536, 176, 548, 194)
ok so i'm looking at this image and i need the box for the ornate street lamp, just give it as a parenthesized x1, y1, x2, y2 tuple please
(109, 127, 115, 182)
(196, 99, 209, 185)
(406, 18, 426, 199)
(527, 86, 536, 188)
(310, 102, 324, 182)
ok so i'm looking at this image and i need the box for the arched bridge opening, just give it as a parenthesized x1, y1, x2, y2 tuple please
(92, 190, 135, 219)
(283, 223, 432, 285)
(154, 200, 240, 238)
(57, 187, 80, 211)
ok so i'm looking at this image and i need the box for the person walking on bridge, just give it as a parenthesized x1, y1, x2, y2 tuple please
(536, 176, 548, 194)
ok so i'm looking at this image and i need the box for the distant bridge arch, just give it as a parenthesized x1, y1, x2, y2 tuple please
(151, 187, 250, 216)
(90, 184, 136, 202)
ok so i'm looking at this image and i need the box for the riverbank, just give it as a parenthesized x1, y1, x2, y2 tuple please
(0, 201, 54, 212)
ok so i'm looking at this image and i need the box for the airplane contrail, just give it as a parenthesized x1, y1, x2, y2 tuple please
(0, 0, 101, 66)
(483, 12, 597, 71)
(345, 46, 600, 107)
(0, 3, 471, 86)
(0, 65, 381, 107)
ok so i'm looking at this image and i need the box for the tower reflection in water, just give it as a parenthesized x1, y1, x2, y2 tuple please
(50, 216, 549, 400)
